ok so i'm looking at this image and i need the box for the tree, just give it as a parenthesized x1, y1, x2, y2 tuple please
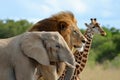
(0, 19, 33, 38)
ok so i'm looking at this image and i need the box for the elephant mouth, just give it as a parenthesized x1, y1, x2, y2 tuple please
(50, 61, 57, 65)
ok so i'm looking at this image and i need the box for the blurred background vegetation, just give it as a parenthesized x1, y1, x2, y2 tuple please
(0, 19, 120, 68)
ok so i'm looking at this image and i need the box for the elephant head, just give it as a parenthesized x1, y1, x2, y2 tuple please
(20, 32, 75, 80)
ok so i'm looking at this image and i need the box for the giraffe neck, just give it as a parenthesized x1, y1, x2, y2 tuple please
(73, 29, 94, 78)
(58, 29, 95, 80)
(84, 29, 94, 52)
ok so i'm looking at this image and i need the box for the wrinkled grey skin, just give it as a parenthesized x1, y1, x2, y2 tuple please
(0, 32, 75, 80)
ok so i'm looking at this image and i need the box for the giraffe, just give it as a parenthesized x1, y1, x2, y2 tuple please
(58, 18, 106, 80)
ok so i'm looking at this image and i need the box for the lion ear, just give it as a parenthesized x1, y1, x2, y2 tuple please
(20, 33, 50, 66)
(59, 21, 68, 31)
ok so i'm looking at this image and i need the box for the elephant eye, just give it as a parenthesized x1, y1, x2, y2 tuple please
(56, 45, 60, 49)
(92, 26, 95, 28)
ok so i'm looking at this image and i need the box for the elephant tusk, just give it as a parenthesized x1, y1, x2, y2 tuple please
(64, 61, 75, 69)
(75, 62, 80, 66)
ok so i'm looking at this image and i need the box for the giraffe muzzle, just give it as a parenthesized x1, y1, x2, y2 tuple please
(101, 33, 106, 36)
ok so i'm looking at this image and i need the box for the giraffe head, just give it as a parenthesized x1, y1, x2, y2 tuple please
(85, 18, 106, 36)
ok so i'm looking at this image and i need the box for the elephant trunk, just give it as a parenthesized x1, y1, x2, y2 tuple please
(58, 46, 75, 80)
(65, 67, 75, 80)
(64, 59, 75, 80)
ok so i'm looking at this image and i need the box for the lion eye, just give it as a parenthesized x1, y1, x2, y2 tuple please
(73, 30, 77, 34)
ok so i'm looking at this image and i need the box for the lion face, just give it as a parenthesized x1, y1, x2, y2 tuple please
(58, 20, 86, 50)
(28, 11, 86, 51)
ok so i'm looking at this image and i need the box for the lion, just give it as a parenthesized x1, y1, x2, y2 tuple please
(28, 11, 86, 80)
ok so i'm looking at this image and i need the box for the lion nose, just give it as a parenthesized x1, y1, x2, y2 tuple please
(74, 45, 80, 48)
(82, 39, 86, 43)
(81, 36, 87, 43)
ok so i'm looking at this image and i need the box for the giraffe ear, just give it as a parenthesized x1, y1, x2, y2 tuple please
(94, 18, 97, 21)
(85, 23, 89, 27)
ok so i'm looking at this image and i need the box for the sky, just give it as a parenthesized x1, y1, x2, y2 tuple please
(0, 0, 120, 29)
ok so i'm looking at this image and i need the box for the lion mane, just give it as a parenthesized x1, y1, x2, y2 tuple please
(28, 11, 85, 50)
(28, 11, 85, 79)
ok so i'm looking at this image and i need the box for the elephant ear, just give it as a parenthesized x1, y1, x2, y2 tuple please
(20, 33, 50, 66)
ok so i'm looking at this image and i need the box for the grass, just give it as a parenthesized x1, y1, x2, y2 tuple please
(80, 65, 120, 80)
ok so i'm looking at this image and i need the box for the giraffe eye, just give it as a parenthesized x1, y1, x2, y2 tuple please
(92, 26, 95, 28)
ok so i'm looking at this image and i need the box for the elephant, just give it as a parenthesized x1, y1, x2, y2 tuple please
(0, 32, 75, 80)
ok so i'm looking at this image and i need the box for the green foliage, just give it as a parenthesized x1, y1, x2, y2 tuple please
(0, 19, 33, 38)
(96, 40, 116, 62)
(111, 53, 120, 68)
